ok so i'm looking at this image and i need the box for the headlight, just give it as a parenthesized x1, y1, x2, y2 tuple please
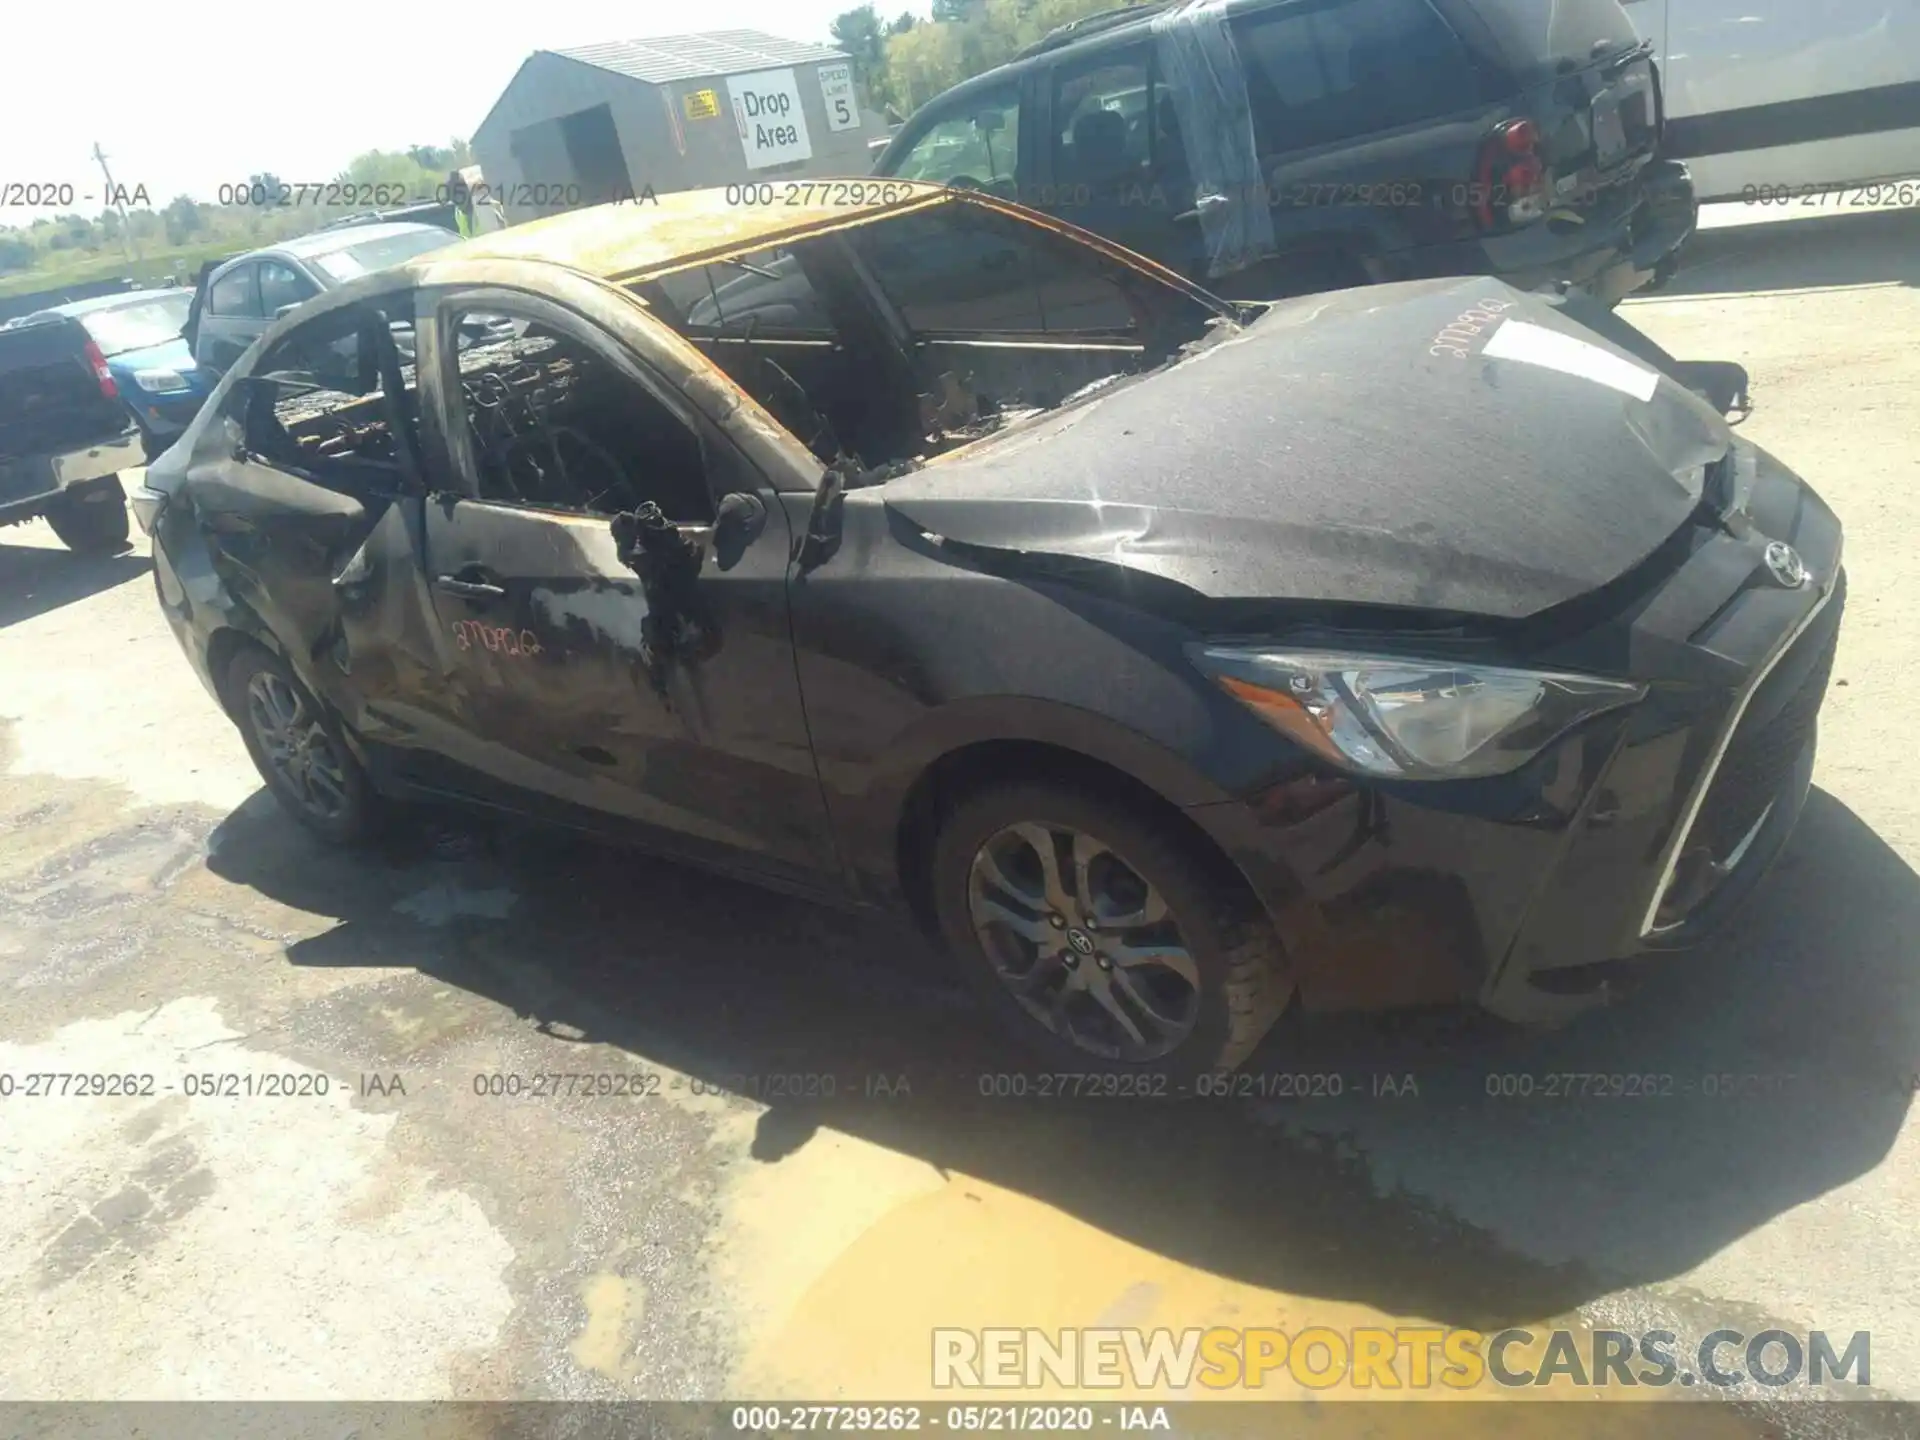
(1190, 645, 1646, 780)
(133, 368, 191, 395)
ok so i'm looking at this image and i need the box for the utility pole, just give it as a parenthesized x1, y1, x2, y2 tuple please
(91, 142, 138, 266)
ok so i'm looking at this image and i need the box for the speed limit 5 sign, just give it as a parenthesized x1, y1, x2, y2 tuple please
(817, 61, 861, 133)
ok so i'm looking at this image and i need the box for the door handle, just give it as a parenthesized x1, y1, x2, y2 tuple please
(434, 575, 506, 600)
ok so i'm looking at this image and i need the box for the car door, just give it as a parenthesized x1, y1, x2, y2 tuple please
(1035, 42, 1194, 272)
(182, 293, 452, 763)
(409, 281, 841, 890)
(258, 259, 322, 324)
(1646, 0, 1920, 199)
(197, 262, 265, 374)
(879, 78, 1032, 202)
(1227, 0, 1496, 286)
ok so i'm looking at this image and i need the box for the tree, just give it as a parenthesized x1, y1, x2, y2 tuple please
(162, 194, 203, 245)
(0, 234, 35, 273)
(881, 0, 1147, 114)
(125, 209, 162, 245)
(830, 5, 891, 107)
(406, 138, 474, 173)
(885, 21, 969, 113)
(889, 12, 917, 33)
(336, 148, 442, 203)
(46, 213, 96, 252)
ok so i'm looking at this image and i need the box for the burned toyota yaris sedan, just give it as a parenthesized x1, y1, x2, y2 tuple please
(136, 181, 1843, 1074)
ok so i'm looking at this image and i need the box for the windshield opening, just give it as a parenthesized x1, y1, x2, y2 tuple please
(634, 201, 1231, 475)
(81, 294, 193, 357)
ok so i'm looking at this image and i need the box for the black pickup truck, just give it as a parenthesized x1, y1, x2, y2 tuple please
(0, 314, 141, 553)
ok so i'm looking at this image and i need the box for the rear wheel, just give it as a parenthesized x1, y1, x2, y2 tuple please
(930, 782, 1291, 1076)
(44, 476, 131, 554)
(228, 646, 378, 845)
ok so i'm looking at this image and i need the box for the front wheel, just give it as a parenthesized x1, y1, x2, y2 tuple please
(228, 646, 378, 845)
(930, 782, 1292, 1076)
(43, 476, 131, 554)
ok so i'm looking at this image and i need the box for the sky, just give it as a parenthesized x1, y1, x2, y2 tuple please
(2, 0, 899, 222)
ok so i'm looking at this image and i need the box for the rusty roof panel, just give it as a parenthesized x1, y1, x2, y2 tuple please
(443, 182, 956, 282)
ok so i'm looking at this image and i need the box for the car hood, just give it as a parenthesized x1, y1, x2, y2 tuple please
(880, 278, 1731, 621)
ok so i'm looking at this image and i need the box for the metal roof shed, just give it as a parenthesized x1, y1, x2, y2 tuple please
(470, 29, 888, 222)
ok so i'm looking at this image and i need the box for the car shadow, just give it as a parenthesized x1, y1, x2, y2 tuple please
(1261, 785, 1919, 1290)
(1654, 204, 1920, 299)
(0, 535, 149, 629)
(203, 783, 1916, 1330)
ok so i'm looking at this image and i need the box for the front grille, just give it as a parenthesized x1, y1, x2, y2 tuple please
(1690, 611, 1837, 859)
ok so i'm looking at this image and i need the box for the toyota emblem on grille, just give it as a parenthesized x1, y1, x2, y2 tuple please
(1763, 542, 1808, 589)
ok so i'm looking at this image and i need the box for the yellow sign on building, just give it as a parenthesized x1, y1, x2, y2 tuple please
(684, 88, 720, 121)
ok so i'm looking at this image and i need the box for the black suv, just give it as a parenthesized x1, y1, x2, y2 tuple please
(873, 0, 1696, 305)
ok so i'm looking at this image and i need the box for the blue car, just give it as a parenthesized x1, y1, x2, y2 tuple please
(30, 289, 212, 461)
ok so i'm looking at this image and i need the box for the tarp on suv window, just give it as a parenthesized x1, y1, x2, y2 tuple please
(1150, 0, 1274, 279)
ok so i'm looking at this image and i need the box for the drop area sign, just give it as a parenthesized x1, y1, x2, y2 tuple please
(727, 68, 813, 171)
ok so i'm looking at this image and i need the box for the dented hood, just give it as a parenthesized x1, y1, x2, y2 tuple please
(881, 278, 1731, 621)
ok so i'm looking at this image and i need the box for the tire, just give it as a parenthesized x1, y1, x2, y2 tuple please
(43, 476, 131, 555)
(930, 782, 1292, 1077)
(226, 645, 378, 845)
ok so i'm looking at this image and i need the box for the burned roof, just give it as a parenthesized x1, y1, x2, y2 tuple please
(439, 181, 955, 283)
(552, 30, 846, 85)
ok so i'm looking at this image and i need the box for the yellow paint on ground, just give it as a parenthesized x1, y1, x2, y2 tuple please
(724, 1133, 1767, 1438)
(708, 1118, 950, 1346)
(571, 1273, 645, 1383)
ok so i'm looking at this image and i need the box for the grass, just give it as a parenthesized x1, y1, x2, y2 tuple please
(0, 241, 244, 298)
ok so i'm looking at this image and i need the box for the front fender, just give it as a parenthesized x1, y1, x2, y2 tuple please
(152, 495, 273, 709)
(828, 692, 1243, 906)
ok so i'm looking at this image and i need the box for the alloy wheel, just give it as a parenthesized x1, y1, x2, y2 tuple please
(245, 672, 351, 823)
(966, 821, 1201, 1062)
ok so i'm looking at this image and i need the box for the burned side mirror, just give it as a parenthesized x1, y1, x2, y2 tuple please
(711, 491, 767, 569)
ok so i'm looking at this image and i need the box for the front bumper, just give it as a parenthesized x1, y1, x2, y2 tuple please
(1183, 437, 1841, 1024)
(0, 426, 144, 522)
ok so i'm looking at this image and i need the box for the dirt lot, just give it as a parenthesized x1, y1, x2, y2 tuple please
(1, 203, 1917, 1435)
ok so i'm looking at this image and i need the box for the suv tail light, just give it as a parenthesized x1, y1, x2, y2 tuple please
(1474, 119, 1550, 230)
(81, 338, 119, 399)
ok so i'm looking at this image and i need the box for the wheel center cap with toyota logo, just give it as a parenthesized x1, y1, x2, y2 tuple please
(1066, 929, 1096, 955)
(1763, 541, 1808, 589)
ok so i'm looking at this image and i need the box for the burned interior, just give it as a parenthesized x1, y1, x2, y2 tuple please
(242, 301, 417, 495)
(446, 316, 712, 524)
(244, 298, 715, 530)
(633, 199, 1230, 477)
